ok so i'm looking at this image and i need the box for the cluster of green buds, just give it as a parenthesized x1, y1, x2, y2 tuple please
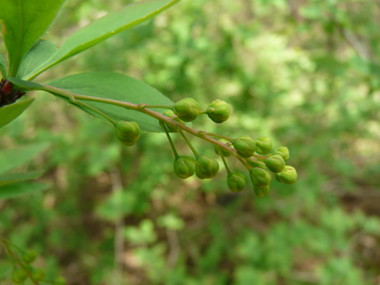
(0, 240, 66, 285)
(113, 97, 297, 197)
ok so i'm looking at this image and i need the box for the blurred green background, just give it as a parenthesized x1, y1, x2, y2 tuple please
(1, 0, 380, 284)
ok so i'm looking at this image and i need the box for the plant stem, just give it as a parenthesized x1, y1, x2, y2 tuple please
(140, 104, 173, 109)
(36, 84, 250, 168)
(71, 99, 117, 126)
(160, 121, 180, 159)
(220, 153, 231, 174)
(178, 128, 199, 157)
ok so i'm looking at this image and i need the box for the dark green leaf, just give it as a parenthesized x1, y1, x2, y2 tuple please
(47, 72, 173, 132)
(0, 98, 35, 129)
(0, 0, 65, 77)
(0, 170, 44, 187)
(0, 142, 49, 174)
(26, 0, 180, 79)
(0, 182, 48, 199)
(17, 40, 56, 79)
(0, 52, 6, 78)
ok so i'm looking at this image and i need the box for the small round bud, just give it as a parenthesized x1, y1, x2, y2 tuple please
(195, 155, 219, 179)
(54, 276, 67, 285)
(255, 136, 272, 154)
(265, 154, 285, 173)
(249, 167, 272, 187)
(32, 268, 46, 281)
(275, 166, 297, 184)
(274, 146, 289, 161)
(249, 160, 268, 170)
(227, 172, 246, 192)
(253, 185, 270, 197)
(22, 249, 37, 264)
(207, 99, 231, 123)
(214, 139, 232, 157)
(163, 110, 186, 132)
(174, 156, 195, 179)
(173, 98, 200, 122)
(232, 136, 256, 158)
(12, 268, 27, 284)
(115, 121, 140, 146)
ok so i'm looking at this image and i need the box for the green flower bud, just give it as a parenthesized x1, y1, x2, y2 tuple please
(274, 146, 289, 161)
(22, 249, 37, 264)
(233, 136, 256, 158)
(214, 139, 232, 157)
(12, 268, 27, 284)
(173, 98, 200, 122)
(54, 276, 67, 285)
(253, 185, 270, 197)
(249, 160, 268, 170)
(115, 121, 140, 146)
(163, 109, 186, 132)
(275, 166, 297, 184)
(249, 167, 272, 187)
(227, 172, 246, 192)
(32, 268, 46, 281)
(195, 155, 219, 179)
(207, 99, 231, 123)
(174, 156, 195, 179)
(265, 154, 285, 173)
(255, 136, 272, 154)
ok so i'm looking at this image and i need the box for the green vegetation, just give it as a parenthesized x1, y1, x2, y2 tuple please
(0, 0, 380, 284)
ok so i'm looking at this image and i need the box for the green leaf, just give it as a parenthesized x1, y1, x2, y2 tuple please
(17, 40, 56, 79)
(46, 72, 174, 132)
(8, 77, 44, 91)
(0, 182, 48, 199)
(25, 0, 180, 79)
(0, 98, 35, 129)
(0, 52, 6, 78)
(0, 170, 44, 187)
(0, 0, 65, 77)
(0, 142, 49, 174)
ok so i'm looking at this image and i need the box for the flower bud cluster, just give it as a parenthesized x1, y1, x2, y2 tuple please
(112, 97, 297, 197)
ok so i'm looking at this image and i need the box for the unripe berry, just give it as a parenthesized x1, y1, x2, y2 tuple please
(274, 146, 289, 161)
(249, 160, 268, 170)
(253, 185, 270, 197)
(163, 109, 186, 132)
(174, 156, 195, 179)
(11, 268, 27, 284)
(249, 167, 272, 187)
(115, 121, 140, 146)
(195, 155, 219, 179)
(227, 172, 246, 192)
(275, 166, 297, 184)
(255, 136, 272, 154)
(173, 98, 200, 122)
(214, 139, 232, 157)
(22, 249, 37, 264)
(265, 154, 285, 173)
(207, 99, 231, 123)
(32, 268, 46, 281)
(232, 136, 256, 158)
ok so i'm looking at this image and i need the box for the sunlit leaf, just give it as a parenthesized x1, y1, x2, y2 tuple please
(17, 40, 57, 79)
(25, 0, 180, 79)
(0, 182, 48, 199)
(0, 0, 65, 76)
(0, 98, 35, 129)
(0, 142, 49, 174)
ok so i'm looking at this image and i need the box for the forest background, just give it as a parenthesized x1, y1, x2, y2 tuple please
(1, 0, 380, 284)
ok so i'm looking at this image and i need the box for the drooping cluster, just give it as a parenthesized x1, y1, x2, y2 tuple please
(114, 98, 297, 197)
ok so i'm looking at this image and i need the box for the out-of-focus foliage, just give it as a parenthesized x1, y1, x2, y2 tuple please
(1, 0, 380, 284)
